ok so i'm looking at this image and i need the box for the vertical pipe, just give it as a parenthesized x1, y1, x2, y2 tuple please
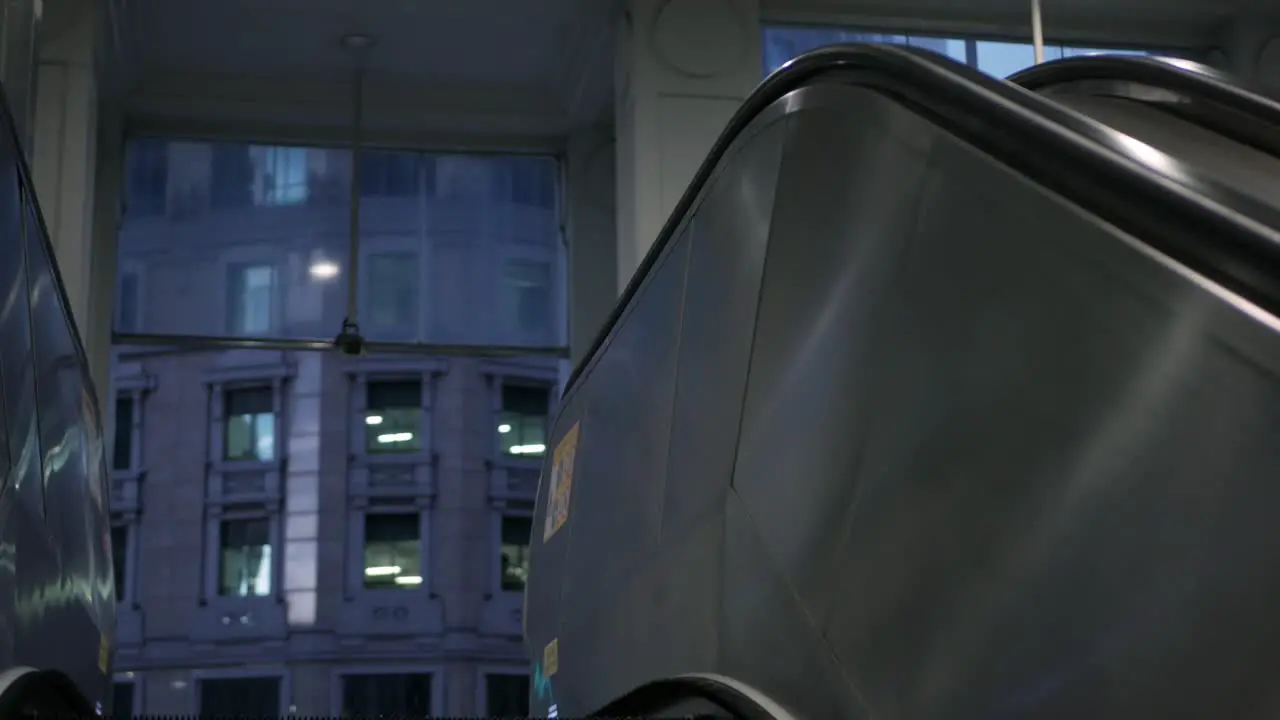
(345, 63, 364, 326)
(1031, 0, 1045, 64)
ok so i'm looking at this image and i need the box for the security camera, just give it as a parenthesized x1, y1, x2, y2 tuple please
(333, 319, 366, 356)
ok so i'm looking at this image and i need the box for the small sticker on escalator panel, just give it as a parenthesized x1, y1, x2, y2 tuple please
(544, 637, 560, 677)
(542, 423, 580, 542)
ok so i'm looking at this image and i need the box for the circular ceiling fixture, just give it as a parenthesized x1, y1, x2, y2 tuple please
(341, 33, 373, 51)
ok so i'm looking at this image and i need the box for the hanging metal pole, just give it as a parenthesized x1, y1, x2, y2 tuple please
(1031, 0, 1045, 64)
(345, 61, 365, 327)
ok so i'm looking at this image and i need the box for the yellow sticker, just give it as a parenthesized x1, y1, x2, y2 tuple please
(544, 638, 559, 677)
(542, 422, 580, 542)
(97, 633, 110, 673)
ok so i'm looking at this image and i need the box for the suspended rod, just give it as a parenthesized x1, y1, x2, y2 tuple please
(1031, 0, 1045, 65)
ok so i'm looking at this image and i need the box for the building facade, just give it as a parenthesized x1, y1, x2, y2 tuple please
(107, 139, 563, 717)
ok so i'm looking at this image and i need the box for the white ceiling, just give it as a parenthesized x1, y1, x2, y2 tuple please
(108, 0, 1271, 147)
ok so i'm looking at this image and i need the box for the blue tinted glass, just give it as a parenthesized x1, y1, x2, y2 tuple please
(763, 26, 906, 74)
(118, 140, 565, 349)
(907, 36, 969, 64)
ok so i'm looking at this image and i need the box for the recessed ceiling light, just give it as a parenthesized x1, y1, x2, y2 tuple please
(341, 33, 373, 50)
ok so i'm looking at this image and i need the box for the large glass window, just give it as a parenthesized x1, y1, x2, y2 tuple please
(224, 386, 275, 461)
(113, 396, 134, 471)
(363, 513, 422, 589)
(219, 518, 272, 597)
(111, 524, 128, 601)
(117, 139, 563, 349)
(499, 384, 549, 457)
(762, 24, 1174, 78)
(365, 379, 422, 453)
(485, 674, 530, 716)
(501, 515, 532, 591)
(199, 677, 280, 716)
(342, 674, 432, 717)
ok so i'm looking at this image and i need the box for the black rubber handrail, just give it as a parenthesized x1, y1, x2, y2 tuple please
(593, 674, 794, 719)
(1011, 55, 1280, 158)
(562, 44, 1280, 401)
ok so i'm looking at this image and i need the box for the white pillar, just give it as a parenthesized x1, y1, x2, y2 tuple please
(613, 0, 762, 293)
(565, 126, 617, 363)
(31, 0, 101, 362)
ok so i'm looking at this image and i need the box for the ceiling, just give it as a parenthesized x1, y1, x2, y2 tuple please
(104, 0, 1274, 147)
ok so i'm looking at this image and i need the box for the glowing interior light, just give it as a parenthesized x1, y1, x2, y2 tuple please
(364, 565, 402, 576)
(309, 260, 340, 280)
(376, 432, 413, 444)
(509, 443, 546, 455)
(365, 415, 383, 426)
(394, 575, 423, 585)
(497, 423, 512, 434)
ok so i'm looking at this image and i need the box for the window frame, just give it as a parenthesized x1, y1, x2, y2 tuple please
(475, 667, 533, 717)
(330, 666, 443, 717)
(498, 243, 560, 347)
(109, 520, 138, 606)
(192, 668, 290, 717)
(221, 250, 285, 338)
(212, 511, 278, 599)
(110, 675, 143, 718)
(359, 509, 427, 591)
(114, 260, 145, 335)
(494, 509, 534, 594)
(495, 378, 554, 460)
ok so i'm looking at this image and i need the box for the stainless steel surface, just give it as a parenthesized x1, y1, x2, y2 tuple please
(526, 53, 1280, 719)
(0, 82, 113, 710)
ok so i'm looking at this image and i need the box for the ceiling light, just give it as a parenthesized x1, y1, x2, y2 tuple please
(309, 260, 340, 280)
(365, 415, 383, 426)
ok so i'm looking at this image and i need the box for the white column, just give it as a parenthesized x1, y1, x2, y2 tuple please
(613, 0, 762, 293)
(565, 126, 617, 362)
(32, 0, 99, 339)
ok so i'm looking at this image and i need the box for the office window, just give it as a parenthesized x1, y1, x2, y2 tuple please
(199, 676, 280, 716)
(365, 379, 422, 453)
(254, 145, 309, 205)
(124, 138, 168, 218)
(499, 384, 549, 457)
(498, 156, 555, 208)
(111, 525, 128, 601)
(365, 252, 420, 338)
(486, 674, 530, 716)
(113, 396, 134, 471)
(363, 513, 422, 589)
(224, 386, 275, 462)
(342, 674, 432, 717)
(210, 143, 255, 209)
(111, 681, 135, 720)
(503, 260, 552, 339)
(500, 515, 531, 591)
(219, 518, 272, 597)
(226, 263, 276, 336)
(116, 270, 140, 334)
(361, 151, 419, 197)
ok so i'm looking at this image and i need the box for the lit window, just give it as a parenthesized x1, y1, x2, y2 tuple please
(364, 379, 422, 453)
(503, 260, 552, 338)
(113, 396, 134, 471)
(110, 525, 128, 601)
(363, 514, 422, 590)
(500, 515, 531, 591)
(226, 263, 276, 336)
(485, 674, 530, 716)
(219, 518, 272, 597)
(499, 384, 548, 457)
(224, 386, 275, 462)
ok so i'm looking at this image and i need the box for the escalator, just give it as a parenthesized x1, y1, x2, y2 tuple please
(525, 44, 1280, 719)
(1013, 55, 1280, 214)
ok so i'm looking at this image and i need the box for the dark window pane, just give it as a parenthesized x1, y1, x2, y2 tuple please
(342, 674, 432, 717)
(111, 525, 128, 601)
(219, 518, 272, 596)
(199, 677, 280, 716)
(124, 139, 167, 217)
(210, 143, 254, 209)
(117, 271, 139, 333)
(113, 396, 133, 471)
(501, 515, 531, 591)
(111, 682, 135, 720)
(366, 253, 419, 336)
(363, 513, 421, 589)
(486, 674, 530, 716)
(361, 151, 419, 197)
(368, 380, 420, 410)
